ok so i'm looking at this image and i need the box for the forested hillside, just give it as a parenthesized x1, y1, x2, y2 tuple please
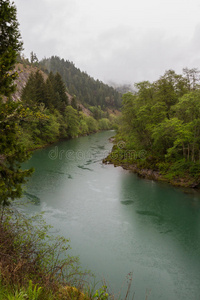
(39, 56, 121, 108)
(0, 1, 121, 298)
(105, 68, 200, 187)
(14, 62, 120, 149)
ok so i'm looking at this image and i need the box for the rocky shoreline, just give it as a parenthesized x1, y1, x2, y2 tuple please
(103, 158, 200, 189)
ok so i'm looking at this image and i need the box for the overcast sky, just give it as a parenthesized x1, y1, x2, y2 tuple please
(14, 0, 200, 85)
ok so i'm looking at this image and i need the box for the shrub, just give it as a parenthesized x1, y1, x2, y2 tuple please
(0, 207, 91, 299)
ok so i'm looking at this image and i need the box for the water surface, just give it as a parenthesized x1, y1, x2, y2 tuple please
(22, 131, 200, 299)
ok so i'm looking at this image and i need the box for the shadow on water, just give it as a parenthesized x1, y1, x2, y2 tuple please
(120, 200, 134, 205)
(136, 210, 164, 223)
(77, 165, 93, 171)
(23, 192, 41, 206)
(118, 173, 200, 299)
(120, 173, 200, 252)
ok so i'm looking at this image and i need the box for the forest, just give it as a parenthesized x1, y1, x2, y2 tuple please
(106, 68, 200, 187)
(39, 56, 122, 108)
(17, 68, 117, 149)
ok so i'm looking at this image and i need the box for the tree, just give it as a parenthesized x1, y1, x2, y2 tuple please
(183, 67, 200, 91)
(39, 56, 122, 109)
(30, 51, 38, 64)
(0, 102, 33, 205)
(154, 70, 187, 117)
(53, 72, 68, 107)
(65, 106, 79, 138)
(0, 0, 33, 205)
(0, 0, 23, 98)
(21, 70, 46, 105)
(173, 91, 200, 161)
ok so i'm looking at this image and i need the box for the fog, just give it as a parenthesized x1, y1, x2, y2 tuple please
(14, 0, 200, 84)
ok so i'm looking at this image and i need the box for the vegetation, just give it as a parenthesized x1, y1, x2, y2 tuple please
(0, 207, 99, 300)
(0, 0, 122, 297)
(0, 0, 23, 97)
(105, 69, 200, 187)
(15, 63, 118, 149)
(39, 56, 121, 108)
(0, 0, 33, 206)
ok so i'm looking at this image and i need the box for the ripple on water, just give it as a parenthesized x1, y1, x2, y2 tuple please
(120, 200, 134, 205)
(77, 165, 93, 171)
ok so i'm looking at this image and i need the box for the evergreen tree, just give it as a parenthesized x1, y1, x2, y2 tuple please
(22, 71, 69, 112)
(39, 56, 122, 109)
(0, 0, 23, 98)
(0, 0, 33, 205)
(30, 51, 38, 64)
(21, 71, 46, 106)
(54, 72, 68, 106)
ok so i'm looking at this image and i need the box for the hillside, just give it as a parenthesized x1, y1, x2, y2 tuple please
(14, 56, 122, 114)
(39, 56, 122, 109)
(9, 57, 121, 150)
(12, 62, 92, 116)
(11, 63, 47, 102)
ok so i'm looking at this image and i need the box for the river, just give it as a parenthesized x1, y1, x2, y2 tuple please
(21, 130, 200, 299)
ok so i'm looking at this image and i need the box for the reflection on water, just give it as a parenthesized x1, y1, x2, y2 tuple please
(21, 131, 200, 300)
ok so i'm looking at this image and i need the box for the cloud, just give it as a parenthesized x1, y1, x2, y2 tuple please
(15, 0, 77, 59)
(14, 0, 200, 84)
(73, 27, 190, 84)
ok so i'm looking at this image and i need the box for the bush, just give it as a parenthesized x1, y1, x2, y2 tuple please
(85, 117, 98, 133)
(0, 207, 91, 299)
(98, 118, 112, 130)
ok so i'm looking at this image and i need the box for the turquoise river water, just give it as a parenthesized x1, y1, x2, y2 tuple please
(22, 131, 200, 299)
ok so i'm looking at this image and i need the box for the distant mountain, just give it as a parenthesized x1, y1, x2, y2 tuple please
(39, 56, 122, 109)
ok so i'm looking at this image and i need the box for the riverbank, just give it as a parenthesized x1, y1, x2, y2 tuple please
(103, 143, 200, 189)
(27, 129, 113, 153)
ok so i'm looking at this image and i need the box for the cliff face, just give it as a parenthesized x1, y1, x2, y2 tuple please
(12, 63, 47, 102)
(12, 63, 93, 116)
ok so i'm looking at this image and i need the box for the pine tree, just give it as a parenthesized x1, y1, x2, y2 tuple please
(0, 0, 23, 98)
(0, 0, 33, 206)
(54, 72, 68, 106)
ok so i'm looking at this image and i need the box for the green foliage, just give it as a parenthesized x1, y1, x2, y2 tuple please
(93, 285, 109, 300)
(0, 207, 90, 299)
(19, 57, 119, 148)
(65, 106, 79, 138)
(98, 118, 112, 130)
(85, 116, 98, 133)
(5, 290, 27, 300)
(78, 113, 89, 135)
(89, 106, 107, 120)
(21, 71, 68, 111)
(3, 280, 43, 300)
(39, 56, 122, 108)
(0, 0, 23, 98)
(0, 0, 34, 206)
(26, 280, 43, 300)
(112, 68, 200, 185)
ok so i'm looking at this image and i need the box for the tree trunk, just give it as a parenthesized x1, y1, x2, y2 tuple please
(182, 144, 186, 159)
